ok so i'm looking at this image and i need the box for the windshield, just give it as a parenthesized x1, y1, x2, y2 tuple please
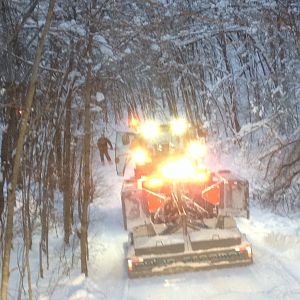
(139, 124, 194, 151)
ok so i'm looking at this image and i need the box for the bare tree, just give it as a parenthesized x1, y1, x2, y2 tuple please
(80, 0, 96, 277)
(1, 1, 56, 298)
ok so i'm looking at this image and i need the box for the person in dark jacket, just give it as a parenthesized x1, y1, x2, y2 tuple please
(97, 133, 113, 165)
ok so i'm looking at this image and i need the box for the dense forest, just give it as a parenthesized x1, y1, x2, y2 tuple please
(0, 1, 299, 299)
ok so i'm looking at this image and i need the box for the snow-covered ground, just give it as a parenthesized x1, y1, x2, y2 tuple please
(41, 151, 300, 300)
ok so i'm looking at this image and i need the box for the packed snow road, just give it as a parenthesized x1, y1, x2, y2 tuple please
(50, 155, 300, 300)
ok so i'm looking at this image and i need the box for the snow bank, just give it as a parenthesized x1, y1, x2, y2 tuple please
(265, 232, 300, 260)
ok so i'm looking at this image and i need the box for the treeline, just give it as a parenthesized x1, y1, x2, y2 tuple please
(0, 0, 299, 299)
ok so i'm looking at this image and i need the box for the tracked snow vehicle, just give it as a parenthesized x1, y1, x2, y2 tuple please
(115, 119, 252, 278)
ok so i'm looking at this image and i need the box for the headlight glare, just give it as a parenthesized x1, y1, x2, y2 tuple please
(140, 121, 159, 139)
(132, 148, 148, 165)
(187, 142, 207, 158)
(171, 119, 187, 135)
(161, 158, 196, 180)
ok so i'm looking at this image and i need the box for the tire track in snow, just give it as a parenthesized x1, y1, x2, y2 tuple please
(121, 278, 129, 300)
(249, 246, 300, 299)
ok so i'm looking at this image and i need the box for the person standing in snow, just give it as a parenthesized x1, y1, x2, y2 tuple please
(97, 132, 113, 165)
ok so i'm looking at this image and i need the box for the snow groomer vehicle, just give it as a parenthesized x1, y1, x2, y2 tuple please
(115, 118, 252, 277)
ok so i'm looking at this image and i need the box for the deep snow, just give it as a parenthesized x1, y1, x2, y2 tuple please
(43, 151, 300, 300)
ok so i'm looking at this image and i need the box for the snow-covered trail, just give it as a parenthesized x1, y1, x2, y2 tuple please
(47, 155, 127, 300)
(123, 229, 300, 300)
(49, 153, 300, 300)
(70, 157, 128, 300)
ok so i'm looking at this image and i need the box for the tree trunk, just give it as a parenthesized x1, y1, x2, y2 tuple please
(0, 1, 55, 298)
(80, 15, 94, 277)
(63, 91, 73, 245)
(80, 0, 100, 273)
(219, 31, 241, 133)
(0, 181, 4, 220)
(54, 128, 63, 190)
(81, 79, 91, 275)
(22, 191, 32, 299)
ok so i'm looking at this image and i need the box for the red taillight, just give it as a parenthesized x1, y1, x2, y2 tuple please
(128, 257, 144, 271)
(128, 260, 133, 271)
(235, 245, 252, 258)
(245, 246, 252, 258)
(131, 257, 143, 263)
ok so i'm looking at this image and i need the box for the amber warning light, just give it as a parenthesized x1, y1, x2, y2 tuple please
(129, 117, 139, 128)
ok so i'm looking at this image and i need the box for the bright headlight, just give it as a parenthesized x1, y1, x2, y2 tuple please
(144, 178, 164, 188)
(187, 142, 207, 158)
(161, 158, 196, 180)
(140, 121, 160, 139)
(171, 119, 187, 136)
(195, 170, 210, 182)
(132, 148, 148, 165)
(160, 157, 210, 182)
